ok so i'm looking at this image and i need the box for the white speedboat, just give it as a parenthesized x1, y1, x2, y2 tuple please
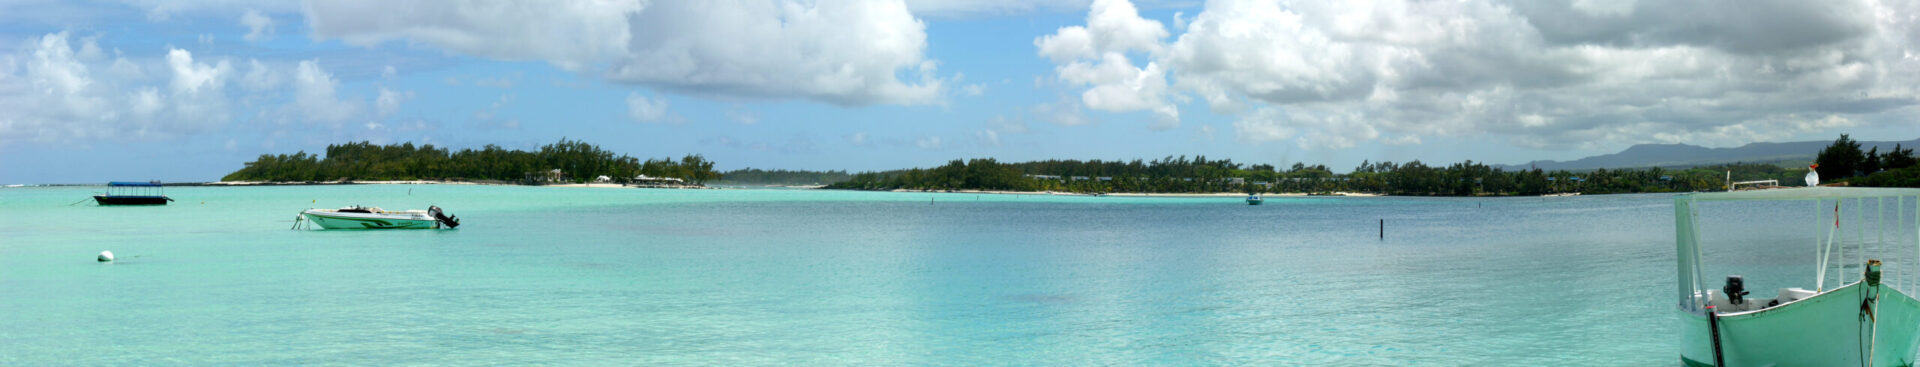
(1246, 195, 1264, 205)
(1673, 187, 1920, 366)
(298, 205, 460, 229)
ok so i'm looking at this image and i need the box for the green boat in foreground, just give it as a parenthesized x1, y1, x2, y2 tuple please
(1675, 188, 1920, 366)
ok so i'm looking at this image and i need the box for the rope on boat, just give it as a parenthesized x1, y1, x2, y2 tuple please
(1860, 260, 1882, 367)
(1707, 305, 1725, 367)
(67, 197, 93, 206)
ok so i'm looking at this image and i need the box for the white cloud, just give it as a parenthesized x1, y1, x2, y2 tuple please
(847, 132, 869, 146)
(1048, 0, 1920, 149)
(162, 49, 232, 127)
(291, 60, 357, 124)
(1233, 108, 1295, 144)
(307, 0, 946, 106)
(130, 87, 163, 120)
(1036, 0, 1179, 129)
(903, 0, 1088, 18)
(1233, 107, 1377, 149)
(0, 33, 237, 144)
(166, 48, 228, 94)
(240, 58, 282, 91)
(962, 83, 987, 96)
(240, 10, 274, 42)
(626, 92, 671, 123)
(381, 65, 397, 79)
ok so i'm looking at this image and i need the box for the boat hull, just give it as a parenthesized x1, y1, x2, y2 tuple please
(1679, 282, 1920, 366)
(93, 195, 170, 205)
(302, 211, 440, 229)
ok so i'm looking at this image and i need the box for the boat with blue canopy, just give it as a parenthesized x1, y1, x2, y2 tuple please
(93, 181, 173, 205)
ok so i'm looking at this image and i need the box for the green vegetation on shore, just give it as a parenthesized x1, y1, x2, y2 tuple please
(1816, 134, 1920, 187)
(714, 168, 853, 186)
(222, 139, 721, 184)
(824, 157, 1804, 195)
(825, 134, 1920, 196)
(220, 134, 1917, 195)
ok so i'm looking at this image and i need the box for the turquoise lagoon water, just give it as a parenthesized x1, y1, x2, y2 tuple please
(0, 185, 1848, 365)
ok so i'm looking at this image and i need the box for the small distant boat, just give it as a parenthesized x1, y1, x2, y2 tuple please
(1246, 195, 1264, 205)
(93, 181, 173, 205)
(1543, 192, 1581, 197)
(298, 205, 460, 229)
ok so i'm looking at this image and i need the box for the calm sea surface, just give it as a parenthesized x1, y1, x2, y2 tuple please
(0, 185, 1847, 365)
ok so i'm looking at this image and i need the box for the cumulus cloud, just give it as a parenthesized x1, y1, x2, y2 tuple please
(167, 49, 229, 94)
(625, 92, 672, 123)
(1046, 0, 1920, 150)
(0, 33, 236, 144)
(290, 60, 357, 124)
(903, 0, 1089, 18)
(307, 0, 946, 106)
(1035, 0, 1179, 128)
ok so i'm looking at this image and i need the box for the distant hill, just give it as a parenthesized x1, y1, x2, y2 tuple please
(1498, 138, 1920, 171)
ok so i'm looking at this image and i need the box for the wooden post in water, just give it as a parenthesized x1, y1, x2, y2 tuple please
(1379, 219, 1384, 239)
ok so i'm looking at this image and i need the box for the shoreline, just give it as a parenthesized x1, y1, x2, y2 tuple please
(883, 189, 1384, 198)
(187, 180, 712, 189)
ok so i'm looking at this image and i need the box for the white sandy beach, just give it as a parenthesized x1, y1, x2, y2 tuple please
(890, 189, 1382, 197)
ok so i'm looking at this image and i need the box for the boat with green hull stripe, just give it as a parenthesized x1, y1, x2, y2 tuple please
(297, 205, 459, 230)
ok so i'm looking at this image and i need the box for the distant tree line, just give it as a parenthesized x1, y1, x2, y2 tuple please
(714, 168, 854, 186)
(222, 139, 721, 185)
(1815, 134, 1920, 187)
(824, 156, 1807, 195)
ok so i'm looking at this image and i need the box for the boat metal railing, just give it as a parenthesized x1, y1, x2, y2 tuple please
(1675, 188, 1920, 313)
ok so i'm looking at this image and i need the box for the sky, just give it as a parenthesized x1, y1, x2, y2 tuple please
(3, 0, 1920, 184)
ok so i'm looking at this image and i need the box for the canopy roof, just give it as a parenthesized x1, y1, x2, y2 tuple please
(1680, 187, 1920, 202)
(107, 181, 162, 187)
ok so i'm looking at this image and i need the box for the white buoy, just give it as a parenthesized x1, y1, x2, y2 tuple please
(97, 250, 114, 262)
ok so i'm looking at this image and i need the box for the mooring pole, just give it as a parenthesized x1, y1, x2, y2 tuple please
(1379, 219, 1384, 239)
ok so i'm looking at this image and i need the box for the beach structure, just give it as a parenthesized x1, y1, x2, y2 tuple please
(297, 205, 460, 229)
(93, 181, 173, 205)
(1673, 187, 1920, 366)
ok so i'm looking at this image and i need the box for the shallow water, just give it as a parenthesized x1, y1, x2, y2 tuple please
(0, 185, 1889, 365)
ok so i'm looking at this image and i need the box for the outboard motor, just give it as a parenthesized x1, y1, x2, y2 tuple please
(1723, 275, 1748, 306)
(428, 205, 460, 228)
